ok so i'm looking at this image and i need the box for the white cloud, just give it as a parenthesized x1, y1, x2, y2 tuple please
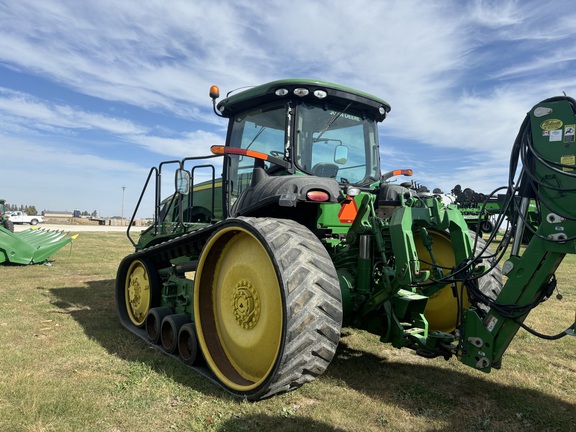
(469, 0, 525, 28)
(0, 88, 146, 135)
(1, 0, 576, 214)
(0, 1, 267, 121)
(0, 87, 226, 161)
(0, 135, 148, 215)
(124, 130, 225, 159)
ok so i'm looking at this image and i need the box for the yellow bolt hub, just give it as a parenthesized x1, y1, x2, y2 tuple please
(232, 280, 261, 330)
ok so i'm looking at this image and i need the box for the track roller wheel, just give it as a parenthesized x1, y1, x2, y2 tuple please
(178, 323, 199, 365)
(161, 314, 190, 353)
(145, 307, 173, 343)
(194, 217, 343, 400)
(116, 258, 160, 328)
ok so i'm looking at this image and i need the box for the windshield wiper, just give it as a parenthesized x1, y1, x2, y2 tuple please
(246, 126, 266, 150)
(314, 102, 352, 142)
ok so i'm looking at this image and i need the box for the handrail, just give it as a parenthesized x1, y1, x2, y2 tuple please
(127, 166, 158, 247)
(126, 154, 223, 248)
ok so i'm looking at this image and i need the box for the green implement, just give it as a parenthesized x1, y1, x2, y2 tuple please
(0, 226, 78, 265)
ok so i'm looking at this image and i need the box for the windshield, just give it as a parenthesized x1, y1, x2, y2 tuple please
(227, 103, 287, 203)
(225, 101, 381, 206)
(295, 103, 380, 185)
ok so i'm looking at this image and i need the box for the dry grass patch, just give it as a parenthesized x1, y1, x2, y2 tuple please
(0, 232, 574, 431)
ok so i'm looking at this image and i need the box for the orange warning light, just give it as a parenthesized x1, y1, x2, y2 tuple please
(209, 85, 220, 99)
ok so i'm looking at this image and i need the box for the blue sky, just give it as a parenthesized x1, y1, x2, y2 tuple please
(2, 0, 576, 217)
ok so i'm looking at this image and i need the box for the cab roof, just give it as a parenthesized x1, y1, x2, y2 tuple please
(216, 79, 391, 122)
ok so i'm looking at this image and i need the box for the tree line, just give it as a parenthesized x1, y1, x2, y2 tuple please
(4, 204, 98, 217)
(4, 204, 38, 215)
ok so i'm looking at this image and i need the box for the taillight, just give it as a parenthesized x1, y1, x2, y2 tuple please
(306, 190, 330, 202)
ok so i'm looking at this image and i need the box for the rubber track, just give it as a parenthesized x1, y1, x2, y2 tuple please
(115, 221, 225, 387)
(116, 217, 343, 400)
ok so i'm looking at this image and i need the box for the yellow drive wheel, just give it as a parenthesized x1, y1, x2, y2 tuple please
(124, 259, 156, 327)
(198, 226, 282, 389)
(195, 217, 342, 401)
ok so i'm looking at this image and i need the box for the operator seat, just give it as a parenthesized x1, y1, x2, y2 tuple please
(312, 163, 339, 178)
(183, 206, 212, 223)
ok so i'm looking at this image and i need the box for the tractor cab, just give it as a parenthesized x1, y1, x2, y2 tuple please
(211, 79, 391, 220)
(130, 80, 391, 244)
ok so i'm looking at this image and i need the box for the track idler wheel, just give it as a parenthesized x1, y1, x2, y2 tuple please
(116, 258, 160, 328)
(194, 217, 343, 401)
(161, 314, 190, 354)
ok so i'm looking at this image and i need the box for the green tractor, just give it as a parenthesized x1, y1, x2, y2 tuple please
(116, 80, 575, 400)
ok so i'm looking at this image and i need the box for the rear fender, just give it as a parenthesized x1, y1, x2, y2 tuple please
(231, 168, 342, 217)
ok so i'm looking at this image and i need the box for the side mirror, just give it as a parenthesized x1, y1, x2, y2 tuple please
(175, 169, 191, 195)
(334, 145, 349, 164)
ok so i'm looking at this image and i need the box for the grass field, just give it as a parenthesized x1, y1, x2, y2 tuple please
(0, 232, 574, 432)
